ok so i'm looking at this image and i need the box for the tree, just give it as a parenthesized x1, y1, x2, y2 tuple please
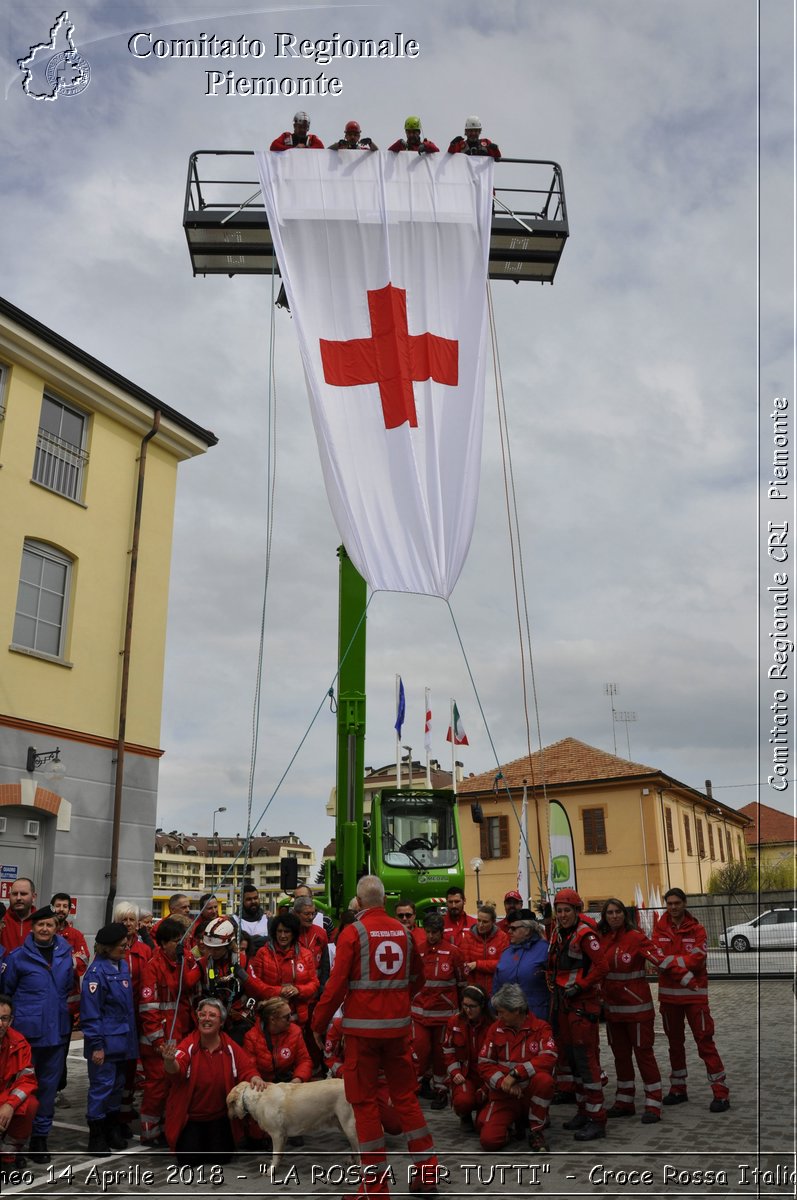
(706, 861, 753, 895)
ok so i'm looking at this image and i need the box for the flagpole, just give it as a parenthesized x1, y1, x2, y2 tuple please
(395, 675, 402, 789)
(425, 687, 432, 788)
(449, 697, 456, 795)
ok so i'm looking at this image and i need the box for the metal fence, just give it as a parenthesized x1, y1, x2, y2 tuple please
(636, 901, 796, 979)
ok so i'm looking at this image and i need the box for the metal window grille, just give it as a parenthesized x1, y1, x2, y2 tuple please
(32, 429, 89, 500)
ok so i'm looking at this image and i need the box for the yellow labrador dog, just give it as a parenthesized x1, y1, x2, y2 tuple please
(227, 1078, 359, 1169)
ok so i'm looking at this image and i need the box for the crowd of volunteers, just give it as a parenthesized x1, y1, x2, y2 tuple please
(0, 873, 727, 1194)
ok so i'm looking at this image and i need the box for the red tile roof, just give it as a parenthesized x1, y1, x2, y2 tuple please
(737, 801, 797, 846)
(458, 737, 659, 793)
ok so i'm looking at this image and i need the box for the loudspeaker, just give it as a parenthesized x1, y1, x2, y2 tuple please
(280, 857, 299, 891)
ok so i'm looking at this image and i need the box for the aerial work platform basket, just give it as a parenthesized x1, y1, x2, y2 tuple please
(183, 151, 569, 284)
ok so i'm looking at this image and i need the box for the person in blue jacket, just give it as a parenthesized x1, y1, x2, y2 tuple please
(0, 905, 74, 1164)
(491, 909, 550, 1020)
(80, 922, 139, 1156)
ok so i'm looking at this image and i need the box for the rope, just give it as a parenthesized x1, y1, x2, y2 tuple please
(445, 601, 545, 899)
(483, 281, 551, 898)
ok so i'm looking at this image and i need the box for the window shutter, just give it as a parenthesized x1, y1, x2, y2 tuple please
(665, 807, 675, 853)
(480, 823, 489, 858)
(707, 824, 715, 859)
(683, 815, 692, 856)
(499, 815, 510, 858)
(696, 820, 706, 858)
(582, 808, 607, 854)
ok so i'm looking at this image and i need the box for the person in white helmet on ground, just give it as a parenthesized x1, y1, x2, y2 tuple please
(448, 116, 501, 160)
(270, 110, 324, 150)
(330, 120, 378, 150)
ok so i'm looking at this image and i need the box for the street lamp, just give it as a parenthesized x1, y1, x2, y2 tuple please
(402, 745, 413, 788)
(470, 856, 483, 904)
(211, 806, 227, 885)
(25, 746, 65, 781)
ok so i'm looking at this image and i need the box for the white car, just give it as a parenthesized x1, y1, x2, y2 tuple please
(718, 908, 797, 952)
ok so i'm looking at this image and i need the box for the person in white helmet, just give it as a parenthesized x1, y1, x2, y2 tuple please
(448, 116, 501, 161)
(330, 119, 377, 150)
(270, 110, 324, 151)
(191, 917, 268, 1044)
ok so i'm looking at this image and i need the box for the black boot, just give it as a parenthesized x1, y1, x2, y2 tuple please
(28, 1135, 50, 1164)
(105, 1117, 129, 1151)
(87, 1120, 111, 1156)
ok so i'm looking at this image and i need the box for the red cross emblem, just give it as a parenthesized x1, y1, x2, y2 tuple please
(374, 939, 404, 976)
(319, 283, 458, 430)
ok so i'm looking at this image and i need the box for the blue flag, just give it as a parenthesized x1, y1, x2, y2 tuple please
(394, 678, 406, 736)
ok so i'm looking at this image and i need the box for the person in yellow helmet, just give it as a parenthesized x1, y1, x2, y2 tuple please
(388, 115, 438, 155)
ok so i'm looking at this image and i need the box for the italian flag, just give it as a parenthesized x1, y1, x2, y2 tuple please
(446, 702, 469, 746)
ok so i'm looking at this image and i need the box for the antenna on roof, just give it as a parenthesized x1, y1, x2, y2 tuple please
(604, 683, 618, 755)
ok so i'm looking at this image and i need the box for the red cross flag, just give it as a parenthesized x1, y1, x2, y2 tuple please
(256, 150, 494, 598)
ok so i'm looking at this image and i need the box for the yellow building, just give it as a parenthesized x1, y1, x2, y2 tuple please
(0, 295, 215, 932)
(458, 738, 750, 910)
(738, 801, 797, 888)
(153, 830, 315, 916)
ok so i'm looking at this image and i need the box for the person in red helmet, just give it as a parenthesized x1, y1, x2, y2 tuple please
(652, 888, 729, 1112)
(546, 888, 609, 1141)
(270, 111, 324, 151)
(330, 120, 378, 151)
(447, 116, 501, 161)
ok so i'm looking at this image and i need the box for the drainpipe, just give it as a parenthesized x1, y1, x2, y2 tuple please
(105, 411, 161, 922)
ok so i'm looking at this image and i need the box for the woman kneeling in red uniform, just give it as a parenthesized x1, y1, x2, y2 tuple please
(441, 986, 491, 1130)
(0, 994, 38, 1175)
(476, 983, 556, 1153)
(163, 998, 266, 1165)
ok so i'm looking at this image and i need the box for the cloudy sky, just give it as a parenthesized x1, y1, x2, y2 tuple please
(1, 2, 793, 868)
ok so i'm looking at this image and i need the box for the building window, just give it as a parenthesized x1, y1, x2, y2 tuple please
(665, 807, 675, 853)
(582, 808, 607, 854)
(480, 814, 509, 860)
(737, 835, 744, 862)
(696, 819, 706, 858)
(12, 540, 72, 658)
(683, 814, 693, 856)
(726, 829, 733, 861)
(718, 827, 725, 862)
(32, 393, 89, 501)
(707, 824, 715, 859)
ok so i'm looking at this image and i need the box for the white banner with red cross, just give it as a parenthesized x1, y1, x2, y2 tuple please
(255, 150, 494, 598)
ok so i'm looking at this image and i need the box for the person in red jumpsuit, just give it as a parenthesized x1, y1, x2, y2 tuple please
(597, 898, 664, 1123)
(244, 998, 312, 1082)
(0, 994, 38, 1178)
(476, 982, 556, 1152)
(461, 905, 508, 994)
(311, 875, 438, 1199)
(440, 887, 475, 950)
(270, 111, 324, 151)
(388, 116, 438, 155)
(411, 911, 464, 1108)
(162, 998, 266, 1165)
(441, 985, 491, 1130)
(395, 901, 426, 951)
(652, 888, 729, 1111)
(546, 888, 609, 1140)
(138, 917, 201, 1146)
(323, 1013, 402, 1136)
(447, 116, 501, 161)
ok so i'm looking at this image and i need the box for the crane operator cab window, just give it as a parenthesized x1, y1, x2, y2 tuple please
(381, 794, 459, 869)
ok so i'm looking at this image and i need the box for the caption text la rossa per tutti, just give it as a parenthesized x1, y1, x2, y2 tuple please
(127, 31, 420, 97)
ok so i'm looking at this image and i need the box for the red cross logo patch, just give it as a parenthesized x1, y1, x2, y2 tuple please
(374, 939, 404, 976)
(320, 283, 458, 430)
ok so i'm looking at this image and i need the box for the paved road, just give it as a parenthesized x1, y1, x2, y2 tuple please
(2, 979, 794, 1199)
